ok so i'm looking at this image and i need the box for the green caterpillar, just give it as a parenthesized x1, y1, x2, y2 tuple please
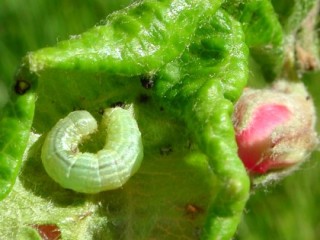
(41, 107, 143, 194)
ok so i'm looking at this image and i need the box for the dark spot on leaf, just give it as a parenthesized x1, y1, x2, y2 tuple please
(138, 94, 150, 103)
(32, 224, 61, 240)
(250, 12, 259, 22)
(185, 204, 204, 220)
(140, 74, 155, 89)
(306, 95, 311, 101)
(14, 79, 30, 95)
(98, 108, 105, 115)
(73, 106, 84, 111)
(110, 101, 125, 108)
(160, 145, 172, 155)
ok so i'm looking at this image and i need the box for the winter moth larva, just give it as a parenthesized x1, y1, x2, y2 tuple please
(41, 107, 143, 193)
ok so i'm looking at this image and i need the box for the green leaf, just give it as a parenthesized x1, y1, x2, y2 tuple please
(222, 0, 285, 80)
(271, 0, 317, 33)
(0, 91, 35, 200)
(155, 9, 250, 239)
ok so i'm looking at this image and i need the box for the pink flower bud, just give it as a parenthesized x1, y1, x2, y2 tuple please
(233, 81, 318, 174)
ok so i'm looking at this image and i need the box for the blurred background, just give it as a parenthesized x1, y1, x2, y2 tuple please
(1, 1, 320, 239)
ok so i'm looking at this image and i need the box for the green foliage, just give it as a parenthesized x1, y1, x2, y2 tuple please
(223, 0, 284, 80)
(0, 92, 35, 199)
(155, 10, 250, 238)
(272, 0, 317, 33)
(0, 0, 319, 239)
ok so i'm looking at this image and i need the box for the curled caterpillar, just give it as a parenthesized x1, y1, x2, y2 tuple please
(41, 107, 143, 194)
